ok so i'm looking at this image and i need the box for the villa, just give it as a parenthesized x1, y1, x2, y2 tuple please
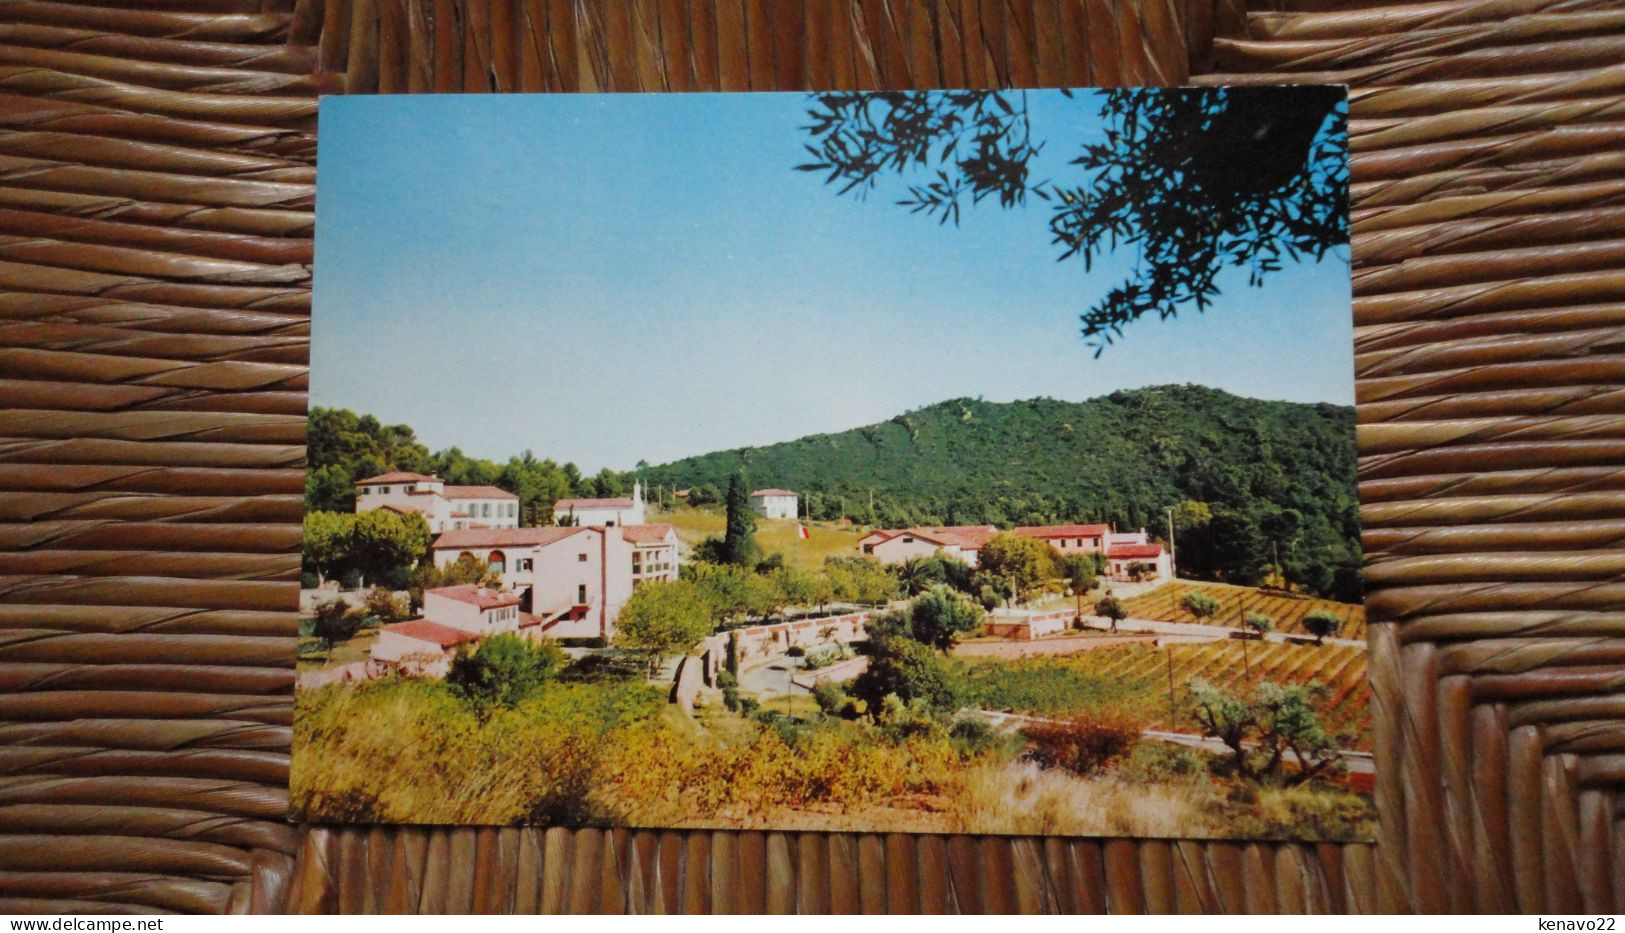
(552, 481, 646, 527)
(861, 521, 1173, 580)
(429, 520, 679, 640)
(353, 471, 518, 533)
(370, 584, 538, 675)
(859, 525, 999, 567)
(749, 488, 799, 520)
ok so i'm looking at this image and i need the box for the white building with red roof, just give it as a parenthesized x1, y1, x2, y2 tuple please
(370, 584, 532, 674)
(552, 481, 644, 527)
(859, 525, 999, 567)
(429, 520, 678, 640)
(353, 471, 518, 533)
(1104, 529, 1174, 580)
(860, 521, 1172, 581)
(749, 488, 799, 520)
(1014, 523, 1111, 556)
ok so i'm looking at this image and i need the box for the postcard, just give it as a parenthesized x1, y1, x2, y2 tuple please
(294, 87, 1367, 839)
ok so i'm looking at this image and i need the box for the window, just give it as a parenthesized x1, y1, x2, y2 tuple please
(578, 553, 587, 562)
(481, 503, 491, 518)
(518, 558, 532, 572)
(577, 584, 587, 604)
(1076, 538, 1083, 547)
(902, 536, 914, 543)
(380, 486, 391, 494)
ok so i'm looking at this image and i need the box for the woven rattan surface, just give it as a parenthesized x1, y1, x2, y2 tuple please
(0, 0, 1619, 914)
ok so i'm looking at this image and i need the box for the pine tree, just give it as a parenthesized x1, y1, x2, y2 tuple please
(722, 470, 758, 567)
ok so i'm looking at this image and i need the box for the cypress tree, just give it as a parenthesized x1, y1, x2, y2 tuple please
(722, 470, 758, 566)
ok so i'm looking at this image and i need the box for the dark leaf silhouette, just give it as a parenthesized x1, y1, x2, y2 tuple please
(798, 87, 1349, 354)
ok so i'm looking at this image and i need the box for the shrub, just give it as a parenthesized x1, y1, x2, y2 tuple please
(363, 587, 411, 623)
(337, 567, 362, 590)
(560, 652, 642, 683)
(1118, 742, 1205, 782)
(811, 682, 855, 719)
(850, 623, 959, 719)
(786, 645, 805, 658)
(1181, 590, 1220, 623)
(716, 670, 741, 711)
(1094, 595, 1127, 630)
(1243, 611, 1275, 636)
(977, 586, 1001, 611)
(300, 571, 319, 590)
(447, 634, 566, 710)
(1302, 610, 1342, 645)
(311, 598, 363, 648)
(948, 715, 996, 754)
(907, 585, 985, 649)
(1020, 715, 1139, 776)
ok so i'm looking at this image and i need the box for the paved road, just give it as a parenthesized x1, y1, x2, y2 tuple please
(1078, 615, 1366, 650)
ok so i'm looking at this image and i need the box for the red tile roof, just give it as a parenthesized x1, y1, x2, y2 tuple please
(1107, 543, 1163, 560)
(433, 526, 587, 549)
(620, 523, 676, 544)
(426, 584, 521, 609)
(381, 619, 480, 649)
(1014, 524, 1111, 540)
(379, 503, 425, 516)
(442, 485, 516, 500)
(750, 488, 797, 497)
(554, 497, 633, 510)
(870, 525, 998, 550)
(356, 471, 438, 485)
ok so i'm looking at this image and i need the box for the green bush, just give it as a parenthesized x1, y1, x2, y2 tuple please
(447, 634, 566, 709)
(947, 714, 997, 754)
(811, 682, 856, 719)
(337, 567, 362, 590)
(850, 622, 959, 719)
(363, 588, 411, 623)
(312, 598, 362, 647)
(560, 652, 643, 683)
(716, 670, 741, 711)
(300, 571, 319, 589)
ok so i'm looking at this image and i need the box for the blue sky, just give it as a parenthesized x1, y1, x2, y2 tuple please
(312, 91, 1353, 473)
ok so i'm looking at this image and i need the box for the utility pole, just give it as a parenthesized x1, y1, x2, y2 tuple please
(1165, 506, 1177, 578)
(1166, 649, 1177, 726)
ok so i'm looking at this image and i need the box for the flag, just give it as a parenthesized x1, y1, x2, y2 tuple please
(798, 525, 810, 540)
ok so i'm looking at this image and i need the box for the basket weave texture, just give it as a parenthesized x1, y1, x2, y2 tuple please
(0, 0, 1620, 914)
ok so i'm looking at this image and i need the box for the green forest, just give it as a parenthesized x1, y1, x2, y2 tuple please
(306, 385, 1361, 599)
(641, 386, 1360, 598)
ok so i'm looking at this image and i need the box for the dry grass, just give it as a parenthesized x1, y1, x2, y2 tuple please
(948, 759, 1374, 840)
(1122, 581, 1366, 640)
(655, 506, 866, 571)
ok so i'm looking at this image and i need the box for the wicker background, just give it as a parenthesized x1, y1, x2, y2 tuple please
(0, 0, 1620, 914)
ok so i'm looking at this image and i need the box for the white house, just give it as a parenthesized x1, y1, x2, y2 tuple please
(859, 525, 998, 567)
(430, 521, 678, 640)
(552, 481, 645, 527)
(859, 521, 1172, 581)
(1013, 523, 1111, 555)
(749, 488, 798, 520)
(354, 471, 518, 533)
(370, 584, 538, 675)
(1104, 528, 1174, 580)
